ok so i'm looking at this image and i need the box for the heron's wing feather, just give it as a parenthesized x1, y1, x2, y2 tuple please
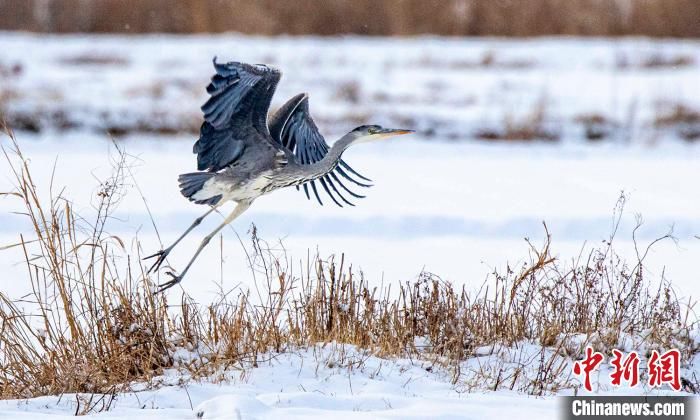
(195, 59, 281, 172)
(193, 122, 246, 172)
(270, 94, 371, 207)
(201, 59, 280, 131)
(268, 92, 306, 149)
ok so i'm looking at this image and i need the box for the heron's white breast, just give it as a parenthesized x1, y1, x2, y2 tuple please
(192, 173, 273, 203)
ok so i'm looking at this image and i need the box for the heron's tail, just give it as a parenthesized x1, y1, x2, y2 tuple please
(178, 172, 222, 206)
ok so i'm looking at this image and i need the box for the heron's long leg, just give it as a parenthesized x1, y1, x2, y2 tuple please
(157, 200, 253, 292)
(144, 206, 219, 274)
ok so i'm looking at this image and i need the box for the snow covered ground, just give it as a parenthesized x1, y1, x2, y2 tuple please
(0, 343, 694, 419)
(1, 33, 699, 418)
(0, 346, 560, 419)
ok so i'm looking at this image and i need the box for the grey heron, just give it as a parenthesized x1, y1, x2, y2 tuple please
(145, 59, 413, 292)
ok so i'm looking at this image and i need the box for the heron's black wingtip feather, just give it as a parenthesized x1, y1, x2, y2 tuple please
(324, 175, 355, 207)
(319, 176, 343, 207)
(310, 180, 323, 206)
(339, 160, 373, 183)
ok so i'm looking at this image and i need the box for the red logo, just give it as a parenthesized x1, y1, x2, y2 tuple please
(647, 349, 681, 391)
(573, 347, 681, 392)
(573, 347, 604, 392)
(610, 349, 640, 387)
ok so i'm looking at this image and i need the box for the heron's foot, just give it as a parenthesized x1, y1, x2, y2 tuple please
(143, 248, 172, 274)
(155, 271, 182, 293)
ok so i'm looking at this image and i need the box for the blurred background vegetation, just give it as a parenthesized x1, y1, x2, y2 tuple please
(1, 0, 699, 37)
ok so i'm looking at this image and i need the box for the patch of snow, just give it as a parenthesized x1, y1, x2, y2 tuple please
(0, 344, 695, 419)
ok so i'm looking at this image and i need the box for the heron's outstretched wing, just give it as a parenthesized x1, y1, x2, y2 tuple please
(269, 93, 371, 207)
(194, 59, 281, 172)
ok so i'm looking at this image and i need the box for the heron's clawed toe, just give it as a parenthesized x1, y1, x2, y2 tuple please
(155, 271, 182, 293)
(143, 249, 171, 274)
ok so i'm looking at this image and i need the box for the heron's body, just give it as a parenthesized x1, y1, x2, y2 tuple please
(146, 60, 412, 292)
(190, 171, 274, 203)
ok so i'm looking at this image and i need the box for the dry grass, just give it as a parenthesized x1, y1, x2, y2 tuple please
(616, 52, 696, 70)
(655, 103, 700, 126)
(1, 0, 699, 37)
(641, 54, 695, 69)
(415, 50, 535, 70)
(0, 62, 22, 132)
(575, 113, 620, 142)
(0, 108, 201, 137)
(57, 53, 129, 67)
(475, 99, 560, 142)
(0, 130, 698, 407)
(654, 102, 700, 141)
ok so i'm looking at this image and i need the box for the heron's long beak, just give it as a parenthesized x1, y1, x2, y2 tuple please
(377, 128, 415, 137)
(357, 128, 415, 144)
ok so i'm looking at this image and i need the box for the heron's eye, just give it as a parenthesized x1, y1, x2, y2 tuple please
(368, 127, 378, 134)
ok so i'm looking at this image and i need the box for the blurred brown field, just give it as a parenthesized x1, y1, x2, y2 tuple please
(0, 0, 699, 37)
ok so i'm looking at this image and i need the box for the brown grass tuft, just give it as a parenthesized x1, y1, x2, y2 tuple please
(575, 113, 619, 142)
(57, 53, 129, 67)
(475, 98, 559, 142)
(654, 102, 700, 141)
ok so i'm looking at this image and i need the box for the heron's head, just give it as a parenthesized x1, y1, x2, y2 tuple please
(349, 125, 414, 144)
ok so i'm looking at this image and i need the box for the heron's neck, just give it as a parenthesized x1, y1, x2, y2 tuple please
(304, 132, 358, 179)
